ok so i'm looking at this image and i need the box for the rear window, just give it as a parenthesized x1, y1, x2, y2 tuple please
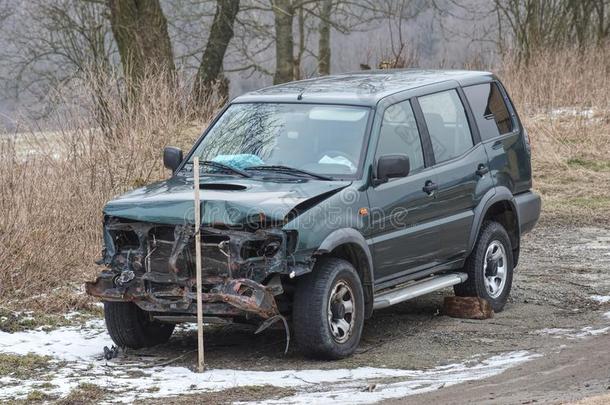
(418, 90, 473, 164)
(463, 82, 513, 140)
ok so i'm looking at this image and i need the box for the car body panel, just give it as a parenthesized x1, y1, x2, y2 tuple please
(103, 175, 351, 226)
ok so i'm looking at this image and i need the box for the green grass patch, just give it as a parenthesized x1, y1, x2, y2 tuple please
(567, 158, 610, 172)
(56, 383, 109, 405)
(0, 307, 103, 333)
(0, 353, 54, 379)
(566, 196, 610, 209)
(26, 390, 53, 402)
(0, 308, 72, 332)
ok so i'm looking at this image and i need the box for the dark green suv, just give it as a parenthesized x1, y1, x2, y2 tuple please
(87, 70, 541, 359)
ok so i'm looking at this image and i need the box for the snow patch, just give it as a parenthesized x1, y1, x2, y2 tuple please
(590, 295, 610, 304)
(246, 351, 538, 405)
(539, 326, 610, 339)
(550, 107, 595, 119)
(0, 319, 109, 362)
(0, 318, 541, 403)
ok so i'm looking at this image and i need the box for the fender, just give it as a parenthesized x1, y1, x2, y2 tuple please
(468, 186, 519, 254)
(316, 228, 375, 318)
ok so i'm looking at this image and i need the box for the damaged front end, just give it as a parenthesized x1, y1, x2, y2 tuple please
(86, 216, 312, 324)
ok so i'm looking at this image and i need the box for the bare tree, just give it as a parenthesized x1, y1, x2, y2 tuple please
(317, 0, 332, 75)
(193, 0, 240, 106)
(493, 0, 610, 63)
(272, 0, 294, 84)
(0, 0, 114, 112)
(108, 0, 175, 89)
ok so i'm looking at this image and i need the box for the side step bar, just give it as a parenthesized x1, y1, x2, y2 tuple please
(373, 272, 468, 310)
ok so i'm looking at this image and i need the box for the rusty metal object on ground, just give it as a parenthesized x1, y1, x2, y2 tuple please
(443, 296, 494, 320)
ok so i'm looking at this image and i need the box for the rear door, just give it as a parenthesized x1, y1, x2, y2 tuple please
(414, 88, 493, 263)
(366, 98, 440, 283)
(462, 81, 532, 194)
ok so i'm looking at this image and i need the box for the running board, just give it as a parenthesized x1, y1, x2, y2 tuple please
(373, 272, 468, 310)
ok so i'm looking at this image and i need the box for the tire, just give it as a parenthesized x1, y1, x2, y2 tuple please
(104, 302, 175, 349)
(454, 221, 514, 312)
(293, 257, 365, 359)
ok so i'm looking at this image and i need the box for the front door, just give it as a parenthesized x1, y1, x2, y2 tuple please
(366, 99, 440, 283)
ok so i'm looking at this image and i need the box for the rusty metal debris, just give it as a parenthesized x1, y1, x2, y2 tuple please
(86, 215, 311, 353)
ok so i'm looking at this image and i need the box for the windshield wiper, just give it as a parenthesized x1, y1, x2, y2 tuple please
(184, 160, 252, 178)
(245, 165, 332, 181)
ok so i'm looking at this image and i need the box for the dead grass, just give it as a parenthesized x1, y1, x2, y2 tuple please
(0, 70, 219, 313)
(136, 385, 297, 405)
(0, 48, 608, 311)
(498, 47, 610, 225)
(56, 382, 110, 405)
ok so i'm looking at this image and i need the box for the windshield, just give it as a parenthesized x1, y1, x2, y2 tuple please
(187, 103, 370, 179)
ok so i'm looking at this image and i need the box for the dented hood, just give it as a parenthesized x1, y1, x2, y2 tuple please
(104, 175, 350, 225)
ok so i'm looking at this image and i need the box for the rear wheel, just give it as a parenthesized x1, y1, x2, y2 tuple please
(293, 258, 364, 359)
(454, 221, 514, 312)
(104, 302, 175, 349)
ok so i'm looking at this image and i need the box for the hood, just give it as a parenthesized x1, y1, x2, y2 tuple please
(104, 175, 350, 226)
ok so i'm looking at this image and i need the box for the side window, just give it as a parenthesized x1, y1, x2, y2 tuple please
(376, 99, 425, 173)
(463, 82, 514, 140)
(418, 89, 473, 163)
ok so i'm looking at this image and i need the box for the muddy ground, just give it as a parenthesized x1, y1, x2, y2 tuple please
(120, 223, 610, 402)
(1, 223, 609, 404)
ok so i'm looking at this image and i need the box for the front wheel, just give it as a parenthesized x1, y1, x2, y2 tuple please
(293, 258, 365, 359)
(454, 221, 514, 312)
(104, 302, 175, 349)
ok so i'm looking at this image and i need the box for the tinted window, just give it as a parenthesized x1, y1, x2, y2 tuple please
(418, 90, 473, 163)
(376, 99, 424, 173)
(463, 82, 513, 140)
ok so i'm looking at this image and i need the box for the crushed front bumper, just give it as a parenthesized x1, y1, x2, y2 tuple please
(85, 217, 312, 320)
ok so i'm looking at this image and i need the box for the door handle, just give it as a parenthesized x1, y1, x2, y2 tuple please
(422, 180, 438, 195)
(476, 164, 489, 177)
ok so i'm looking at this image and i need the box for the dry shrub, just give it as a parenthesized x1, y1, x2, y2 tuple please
(497, 46, 610, 224)
(0, 70, 220, 311)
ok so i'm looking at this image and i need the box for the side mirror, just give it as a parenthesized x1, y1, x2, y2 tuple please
(374, 154, 410, 186)
(163, 146, 183, 172)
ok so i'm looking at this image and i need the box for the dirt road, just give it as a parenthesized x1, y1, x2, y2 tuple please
(385, 334, 610, 404)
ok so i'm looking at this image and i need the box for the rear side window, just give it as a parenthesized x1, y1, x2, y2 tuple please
(463, 82, 513, 140)
(418, 90, 473, 163)
(376, 99, 425, 173)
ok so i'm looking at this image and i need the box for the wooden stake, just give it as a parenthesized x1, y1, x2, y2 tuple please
(193, 157, 205, 372)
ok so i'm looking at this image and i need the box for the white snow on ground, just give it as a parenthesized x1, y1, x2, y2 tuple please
(539, 326, 610, 339)
(590, 295, 610, 304)
(0, 319, 109, 362)
(549, 107, 595, 119)
(243, 351, 538, 405)
(604, 311, 610, 320)
(0, 318, 540, 404)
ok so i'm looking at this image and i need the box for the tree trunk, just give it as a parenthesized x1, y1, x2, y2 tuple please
(272, 0, 294, 84)
(193, 0, 240, 106)
(293, 5, 305, 80)
(318, 0, 332, 76)
(108, 0, 175, 90)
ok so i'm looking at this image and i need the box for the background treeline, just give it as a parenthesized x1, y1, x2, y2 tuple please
(0, 0, 608, 124)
